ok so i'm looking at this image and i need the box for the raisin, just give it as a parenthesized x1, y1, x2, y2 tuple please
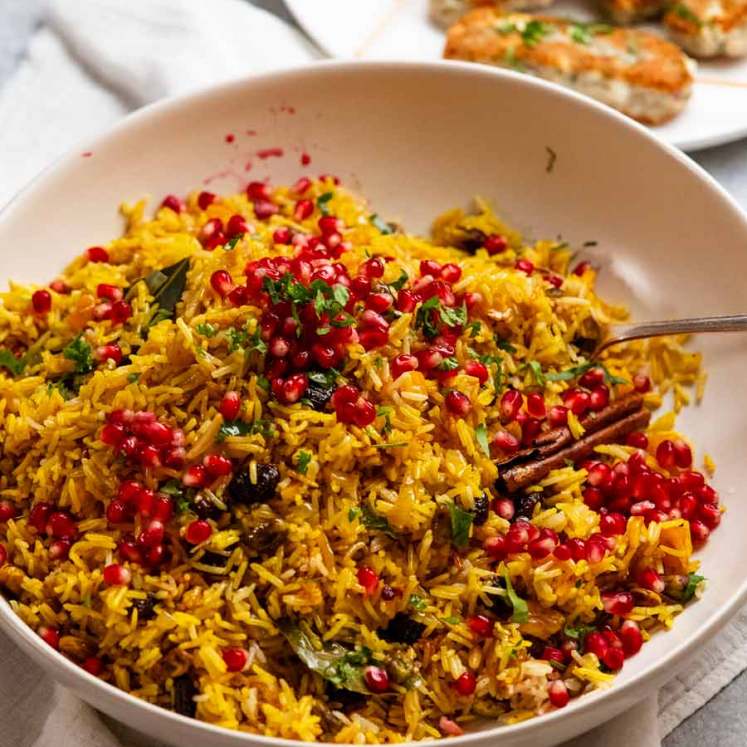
(378, 613, 426, 644)
(227, 464, 280, 505)
(471, 493, 490, 526)
(131, 594, 157, 621)
(172, 674, 197, 717)
(304, 378, 335, 411)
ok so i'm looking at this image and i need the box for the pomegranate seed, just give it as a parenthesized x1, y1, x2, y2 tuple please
(582, 487, 604, 511)
(82, 657, 104, 676)
(0, 545, 7, 566)
(492, 430, 519, 455)
(619, 620, 643, 657)
(548, 405, 568, 427)
(523, 392, 545, 418)
(364, 666, 389, 693)
(352, 398, 376, 427)
(109, 300, 132, 324)
(103, 563, 131, 586)
(678, 492, 698, 520)
(484, 234, 508, 255)
(197, 191, 216, 210)
(572, 261, 592, 276)
(599, 512, 626, 536)
(96, 344, 123, 365)
(548, 680, 569, 708)
(454, 671, 476, 696)
(637, 567, 665, 593)
(185, 519, 212, 544)
(271, 226, 292, 246)
(563, 388, 590, 416)
(223, 647, 249, 672)
(633, 374, 651, 393)
(277, 373, 309, 404)
(220, 391, 241, 421)
(690, 519, 710, 546)
(253, 199, 278, 220)
(579, 368, 605, 388)
(28, 502, 51, 532)
(603, 646, 625, 671)
(500, 390, 523, 422)
(391, 353, 418, 379)
(484, 534, 507, 560)
(602, 591, 634, 616)
(515, 258, 534, 275)
(183, 465, 207, 488)
(506, 521, 533, 553)
(467, 614, 492, 637)
(39, 626, 60, 650)
(680, 471, 705, 492)
(395, 289, 417, 313)
(589, 385, 609, 411)
(0, 501, 16, 522)
(553, 543, 572, 561)
(697, 484, 719, 504)
(226, 214, 249, 238)
(587, 462, 613, 491)
(50, 279, 70, 294)
(585, 631, 608, 659)
(440, 263, 462, 283)
(542, 646, 565, 664)
(47, 511, 77, 539)
(139, 519, 165, 547)
(152, 495, 173, 522)
(294, 199, 314, 221)
(246, 181, 271, 201)
(460, 360, 487, 385)
(586, 539, 606, 563)
(106, 499, 129, 524)
(360, 257, 385, 279)
(210, 270, 234, 297)
(204, 453, 233, 478)
(32, 289, 52, 314)
(672, 440, 692, 469)
(86, 246, 109, 263)
(118, 535, 142, 564)
(626, 431, 648, 449)
(492, 497, 515, 521)
(270, 336, 292, 358)
(100, 422, 125, 447)
(528, 535, 556, 560)
(161, 194, 184, 213)
(445, 390, 471, 417)
(698, 502, 721, 530)
(357, 566, 379, 594)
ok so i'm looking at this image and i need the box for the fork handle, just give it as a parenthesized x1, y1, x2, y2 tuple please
(594, 314, 747, 357)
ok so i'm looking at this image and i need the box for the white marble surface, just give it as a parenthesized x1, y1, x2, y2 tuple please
(0, 0, 746, 744)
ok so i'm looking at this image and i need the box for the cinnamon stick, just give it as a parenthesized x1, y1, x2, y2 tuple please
(496, 401, 650, 493)
(497, 392, 645, 473)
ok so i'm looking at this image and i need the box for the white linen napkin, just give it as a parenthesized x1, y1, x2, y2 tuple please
(0, 1, 744, 745)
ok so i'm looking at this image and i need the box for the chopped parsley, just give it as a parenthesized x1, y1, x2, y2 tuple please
(671, 3, 703, 26)
(348, 507, 362, 522)
(569, 22, 613, 45)
(521, 20, 549, 47)
(526, 360, 546, 387)
(437, 356, 460, 371)
(467, 321, 482, 338)
(475, 422, 490, 457)
(358, 505, 396, 538)
(408, 594, 428, 612)
(504, 571, 529, 624)
(376, 405, 393, 434)
(0, 349, 26, 376)
(675, 572, 705, 602)
(415, 297, 467, 338)
(226, 327, 249, 353)
(386, 269, 409, 293)
(224, 234, 243, 251)
(127, 372, 141, 383)
(195, 322, 218, 338)
(316, 191, 334, 216)
(496, 339, 517, 354)
(545, 360, 627, 386)
(369, 214, 394, 235)
(63, 335, 94, 374)
(447, 501, 473, 549)
(216, 418, 275, 442)
(441, 615, 461, 625)
(296, 451, 312, 474)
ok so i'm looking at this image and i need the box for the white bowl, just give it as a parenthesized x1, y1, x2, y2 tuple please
(1, 61, 746, 747)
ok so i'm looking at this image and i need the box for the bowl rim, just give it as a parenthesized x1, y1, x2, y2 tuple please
(1, 58, 746, 747)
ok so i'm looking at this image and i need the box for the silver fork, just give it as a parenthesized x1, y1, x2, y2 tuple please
(592, 314, 747, 358)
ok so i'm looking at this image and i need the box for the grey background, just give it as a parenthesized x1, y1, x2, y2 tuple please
(1, 0, 746, 744)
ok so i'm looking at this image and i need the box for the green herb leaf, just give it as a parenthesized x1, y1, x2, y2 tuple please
(671, 3, 703, 26)
(496, 339, 517, 354)
(387, 270, 409, 292)
(437, 356, 460, 372)
(297, 451, 312, 475)
(408, 594, 428, 611)
(226, 327, 249, 353)
(369, 214, 394, 235)
(279, 620, 374, 693)
(447, 501, 473, 549)
(317, 191, 334, 216)
(359, 505, 396, 538)
(224, 234, 243, 251)
(563, 623, 595, 647)
(195, 322, 218, 338)
(128, 258, 190, 326)
(678, 572, 705, 602)
(521, 19, 549, 47)
(348, 507, 362, 522)
(504, 571, 529, 624)
(467, 321, 481, 338)
(544, 360, 627, 386)
(63, 335, 94, 374)
(475, 423, 490, 457)
(217, 419, 275, 442)
(526, 360, 546, 387)
(127, 372, 141, 383)
(441, 615, 461, 625)
(0, 349, 26, 376)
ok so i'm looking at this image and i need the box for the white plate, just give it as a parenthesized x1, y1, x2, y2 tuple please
(285, 0, 747, 151)
(2, 61, 747, 747)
